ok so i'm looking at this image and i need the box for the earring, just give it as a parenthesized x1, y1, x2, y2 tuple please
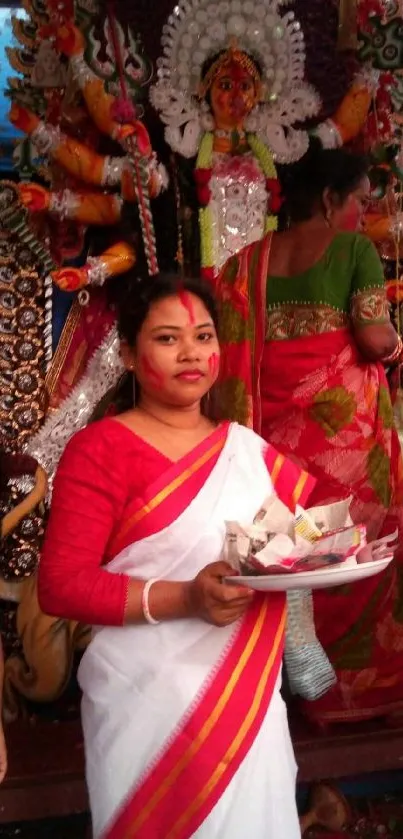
(324, 210, 333, 228)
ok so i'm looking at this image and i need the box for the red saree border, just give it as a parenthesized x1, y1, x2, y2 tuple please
(215, 233, 272, 432)
(109, 423, 229, 555)
(104, 593, 286, 839)
(251, 234, 272, 435)
(103, 435, 312, 839)
(264, 444, 316, 511)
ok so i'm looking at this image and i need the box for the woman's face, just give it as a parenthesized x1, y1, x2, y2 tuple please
(210, 59, 258, 131)
(123, 293, 220, 409)
(331, 176, 371, 232)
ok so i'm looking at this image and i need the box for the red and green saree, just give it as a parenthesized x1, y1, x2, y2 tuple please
(217, 230, 403, 724)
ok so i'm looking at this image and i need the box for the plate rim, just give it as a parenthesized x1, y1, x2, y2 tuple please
(225, 555, 393, 585)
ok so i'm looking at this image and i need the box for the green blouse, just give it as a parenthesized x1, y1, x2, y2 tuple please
(266, 232, 390, 341)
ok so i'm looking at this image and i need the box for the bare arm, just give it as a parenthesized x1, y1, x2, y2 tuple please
(350, 236, 399, 363)
(353, 321, 399, 362)
(124, 563, 253, 627)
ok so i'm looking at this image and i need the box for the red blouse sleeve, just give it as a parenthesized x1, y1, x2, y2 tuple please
(39, 422, 132, 626)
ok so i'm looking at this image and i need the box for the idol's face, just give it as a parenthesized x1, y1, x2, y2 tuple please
(210, 59, 259, 131)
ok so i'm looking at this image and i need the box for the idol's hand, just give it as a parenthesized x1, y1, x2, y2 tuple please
(187, 561, 254, 627)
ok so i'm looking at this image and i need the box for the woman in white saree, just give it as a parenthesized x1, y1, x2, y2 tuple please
(39, 272, 312, 838)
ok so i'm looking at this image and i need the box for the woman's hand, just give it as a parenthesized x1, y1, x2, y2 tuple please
(125, 566, 254, 626)
(187, 561, 255, 627)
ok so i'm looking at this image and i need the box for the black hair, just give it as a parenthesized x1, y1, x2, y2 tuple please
(279, 138, 369, 224)
(114, 269, 219, 347)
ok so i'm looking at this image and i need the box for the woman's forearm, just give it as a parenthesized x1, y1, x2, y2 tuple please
(39, 563, 194, 627)
(124, 579, 193, 624)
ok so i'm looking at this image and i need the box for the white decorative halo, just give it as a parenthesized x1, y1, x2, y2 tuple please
(150, 0, 321, 161)
(157, 0, 307, 97)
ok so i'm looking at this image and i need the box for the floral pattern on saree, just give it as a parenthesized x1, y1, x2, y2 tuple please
(264, 289, 389, 341)
(326, 566, 396, 670)
(217, 232, 403, 724)
(218, 376, 251, 427)
(220, 297, 254, 343)
(367, 443, 392, 507)
(378, 385, 395, 429)
(218, 255, 251, 333)
(260, 333, 403, 720)
(266, 305, 348, 341)
(350, 286, 390, 325)
(309, 386, 357, 438)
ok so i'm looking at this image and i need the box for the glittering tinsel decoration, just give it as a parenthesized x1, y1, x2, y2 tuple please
(26, 326, 124, 489)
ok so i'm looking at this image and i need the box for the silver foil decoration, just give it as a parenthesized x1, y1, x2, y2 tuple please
(31, 121, 62, 155)
(102, 156, 126, 187)
(86, 256, 109, 287)
(285, 589, 337, 701)
(210, 152, 267, 270)
(9, 475, 36, 495)
(49, 189, 81, 221)
(26, 326, 124, 490)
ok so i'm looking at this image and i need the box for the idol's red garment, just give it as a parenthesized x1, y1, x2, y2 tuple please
(39, 419, 173, 626)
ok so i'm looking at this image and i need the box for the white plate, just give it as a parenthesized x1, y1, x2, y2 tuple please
(225, 556, 393, 591)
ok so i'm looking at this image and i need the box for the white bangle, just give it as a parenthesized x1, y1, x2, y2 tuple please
(142, 578, 160, 625)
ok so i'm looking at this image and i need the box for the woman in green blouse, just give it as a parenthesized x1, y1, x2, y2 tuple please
(217, 142, 403, 727)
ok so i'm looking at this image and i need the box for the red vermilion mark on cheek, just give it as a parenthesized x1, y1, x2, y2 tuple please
(339, 197, 361, 232)
(208, 352, 220, 378)
(141, 355, 164, 387)
(178, 289, 196, 325)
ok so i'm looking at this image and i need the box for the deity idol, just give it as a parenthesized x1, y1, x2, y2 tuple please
(6, 19, 167, 422)
(150, 0, 321, 278)
(193, 46, 281, 279)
